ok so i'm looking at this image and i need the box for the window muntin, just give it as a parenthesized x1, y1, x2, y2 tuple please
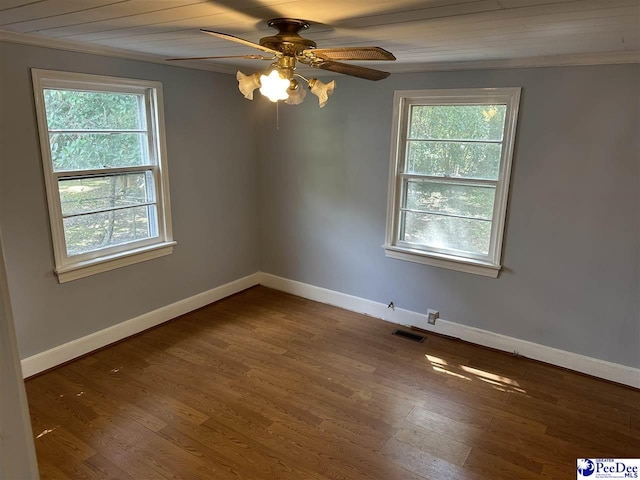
(32, 70, 174, 282)
(385, 88, 520, 276)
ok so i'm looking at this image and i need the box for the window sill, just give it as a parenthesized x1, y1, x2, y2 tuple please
(383, 245, 500, 278)
(55, 241, 177, 283)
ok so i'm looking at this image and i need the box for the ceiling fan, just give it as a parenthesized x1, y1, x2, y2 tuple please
(168, 18, 396, 107)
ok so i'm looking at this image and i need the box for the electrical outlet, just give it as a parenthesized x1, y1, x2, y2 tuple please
(427, 310, 439, 325)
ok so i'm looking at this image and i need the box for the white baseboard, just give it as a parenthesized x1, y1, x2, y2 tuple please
(21, 273, 261, 378)
(258, 273, 640, 389)
(21, 271, 639, 388)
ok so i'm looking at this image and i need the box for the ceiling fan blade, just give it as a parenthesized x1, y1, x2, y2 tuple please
(200, 29, 280, 55)
(315, 60, 390, 81)
(165, 55, 275, 62)
(166, 54, 272, 61)
(304, 47, 395, 61)
(204, 1, 282, 23)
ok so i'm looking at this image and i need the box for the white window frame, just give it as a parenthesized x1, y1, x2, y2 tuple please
(384, 88, 521, 278)
(32, 69, 175, 283)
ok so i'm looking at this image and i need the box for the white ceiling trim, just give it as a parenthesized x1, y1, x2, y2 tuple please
(388, 51, 640, 73)
(0, 29, 237, 74)
(1, 29, 638, 76)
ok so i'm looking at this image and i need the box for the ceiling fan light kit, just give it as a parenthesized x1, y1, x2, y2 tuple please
(236, 71, 261, 100)
(308, 78, 335, 108)
(238, 66, 335, 106)
(284, 79, 307, 105)
(169, 18, 395, 108)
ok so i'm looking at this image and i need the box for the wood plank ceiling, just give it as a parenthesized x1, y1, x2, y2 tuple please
(0, 0, 638, 73)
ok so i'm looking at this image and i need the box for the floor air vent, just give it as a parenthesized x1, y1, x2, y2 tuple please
(392, 329, 426, 343)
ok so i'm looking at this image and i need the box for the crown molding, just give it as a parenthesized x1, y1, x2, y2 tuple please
(0, 30, 237, 75)
(1, 29, 638, 75)
(384, 51, 640, 73)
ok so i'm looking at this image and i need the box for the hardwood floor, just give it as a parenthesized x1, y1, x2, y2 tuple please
(25, 286, 640, 479)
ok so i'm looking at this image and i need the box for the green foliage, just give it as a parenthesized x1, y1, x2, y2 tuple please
(50, 133, 146, 171)
(406, 142, 501, 180)
(407, 104, 505, 180)
(44, 89, 142, 130)
(44, 89, 147, 171)
(409, 105, 505, 141)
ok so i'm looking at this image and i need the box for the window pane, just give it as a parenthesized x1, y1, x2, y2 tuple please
(44, 89, 144, 130)
(63, 205, 155, 255)
(402, 211, 491, 255)
(59, 173, 155, 216)
(50, 132, 148, 171)
(404, 181, 495, 220)
(409, 105, 506, 141)
(406, 141, 501, 180)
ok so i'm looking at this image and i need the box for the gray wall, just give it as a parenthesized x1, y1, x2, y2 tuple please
(0, 42, 260, 359)
(258, 64, 640, 368)
(1, 40, 638, 370)
(0, 230, 39, 479)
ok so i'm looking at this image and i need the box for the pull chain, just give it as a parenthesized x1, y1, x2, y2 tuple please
(276, 101, 279, 130)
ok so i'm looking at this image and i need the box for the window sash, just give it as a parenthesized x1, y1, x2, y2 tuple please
(405, 137, 503, 144)
(62, 202, 157, 219)
(53, 165, 155, 178)
(399, 173, 498, 185)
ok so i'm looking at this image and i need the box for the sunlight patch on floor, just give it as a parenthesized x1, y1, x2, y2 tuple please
(36, 426, 59, 439)
(460, 366, 520, 386)
(432, 365, 471, 380)
(426, 354, 528, 394)
(425, 354, 447, 365)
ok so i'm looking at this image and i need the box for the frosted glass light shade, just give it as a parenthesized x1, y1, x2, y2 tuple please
(236, 71, 261, 100)
(309, 79, 335, 108)
(284, 82, 307, 105)
(259, 70, 290, 102)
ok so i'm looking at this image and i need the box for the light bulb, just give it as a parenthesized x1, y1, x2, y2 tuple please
(309, 79, 335, 108)
(236, 71, 261, 100)
(259, 70, 290, 102)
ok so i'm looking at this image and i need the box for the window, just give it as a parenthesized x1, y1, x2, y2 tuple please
(32, 69, 175, 283)
(385, 88, 521, 277)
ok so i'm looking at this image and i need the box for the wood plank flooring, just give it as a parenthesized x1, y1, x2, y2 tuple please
(25, 286, 640, 479)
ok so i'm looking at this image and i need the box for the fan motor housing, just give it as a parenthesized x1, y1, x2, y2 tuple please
(260, 18, 317, 54)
